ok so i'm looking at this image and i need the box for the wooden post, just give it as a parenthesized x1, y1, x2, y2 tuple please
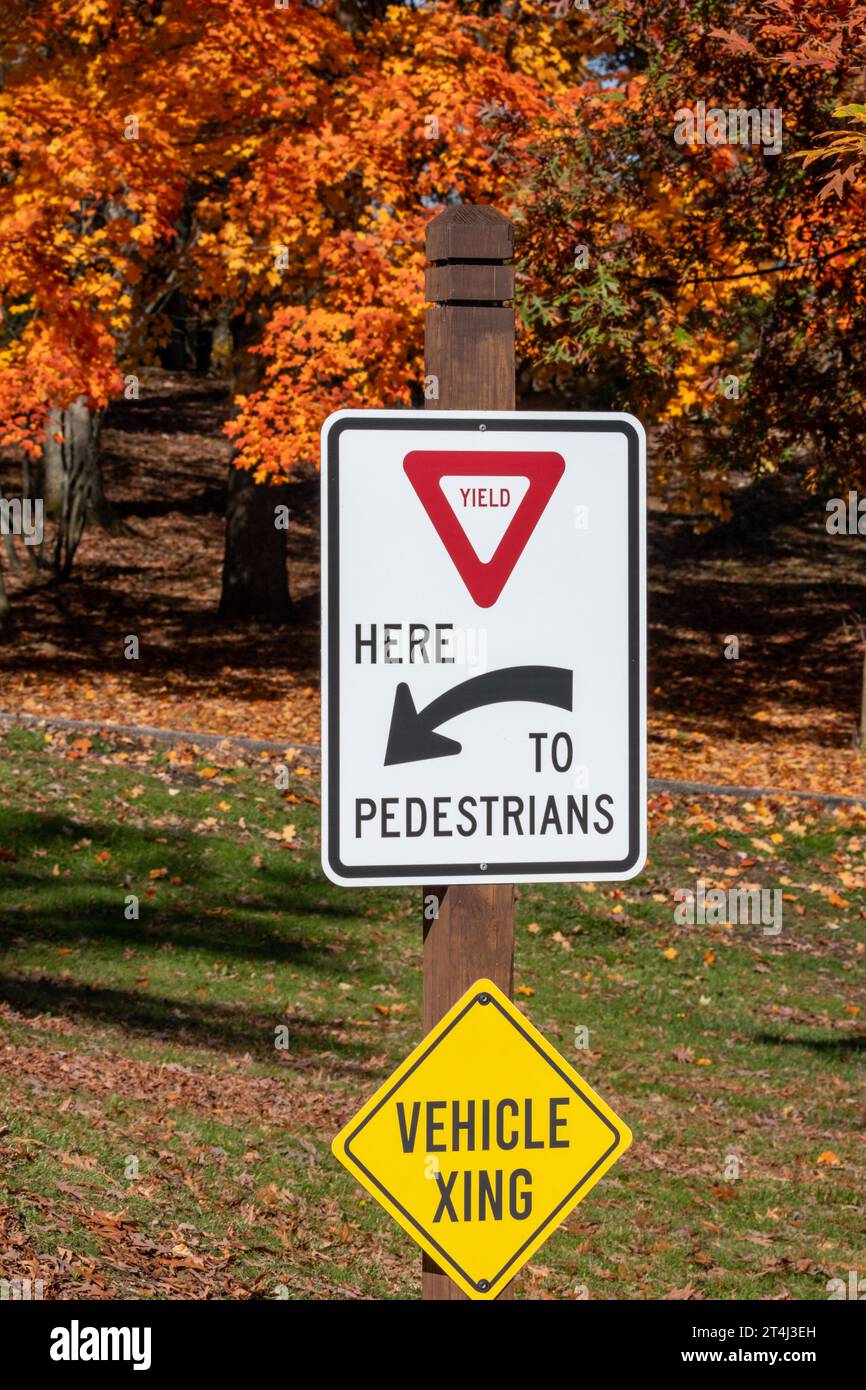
(421, 204, 517, 1301)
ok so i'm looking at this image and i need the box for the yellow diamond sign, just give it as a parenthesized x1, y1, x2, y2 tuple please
(332, 979, 632, 1299)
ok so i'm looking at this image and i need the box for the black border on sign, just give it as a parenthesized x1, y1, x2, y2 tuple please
(342, 989, 621, 1294)
(325, 415, 643, 881)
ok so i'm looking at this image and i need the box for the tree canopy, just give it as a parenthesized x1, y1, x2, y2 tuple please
(1, 0, 863, 532)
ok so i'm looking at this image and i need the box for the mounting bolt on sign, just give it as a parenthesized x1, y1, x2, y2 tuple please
(322, 204, 646, 1300)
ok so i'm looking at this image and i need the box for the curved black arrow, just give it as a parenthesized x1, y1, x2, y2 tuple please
(384, 665, 573, 766)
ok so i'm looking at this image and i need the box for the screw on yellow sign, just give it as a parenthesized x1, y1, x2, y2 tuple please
(331, 978, 632, 1300)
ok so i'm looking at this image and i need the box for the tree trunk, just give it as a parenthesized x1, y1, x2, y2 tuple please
(860, 641, 866, 749)
(66, 396, 109, 525)
(218, 460, 292, 623)
(42, 408, 65, 515)
(39, 397, 109, 576)
(218, 308, 292, 624)
(44, 399, 107, 522)
(0, 560, 10, 635)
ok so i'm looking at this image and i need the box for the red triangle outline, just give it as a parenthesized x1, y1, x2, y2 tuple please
(403, 450, 565, 607)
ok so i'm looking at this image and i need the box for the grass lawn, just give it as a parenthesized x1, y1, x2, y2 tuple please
(0, 723, 863, 1300)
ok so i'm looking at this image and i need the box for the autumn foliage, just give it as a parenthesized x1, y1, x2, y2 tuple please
(516, 1, 866, 521)
(0, 0, 863, 524)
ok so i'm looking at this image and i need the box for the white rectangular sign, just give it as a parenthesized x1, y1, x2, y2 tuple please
(321, 410, 646, 887)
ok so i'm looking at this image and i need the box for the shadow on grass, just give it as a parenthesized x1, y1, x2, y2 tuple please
(1, 885, 362, 968)
(0, 970, 385, 1075)
(752, 1029, 865, 1055)
(0, 811, 366, 963)
(0, 811, 404, 1070)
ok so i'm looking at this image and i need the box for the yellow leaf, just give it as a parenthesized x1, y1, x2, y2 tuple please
(751, 838, 775, 854)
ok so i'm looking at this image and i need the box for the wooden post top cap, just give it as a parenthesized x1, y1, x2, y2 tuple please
(426, 204, 513, 264)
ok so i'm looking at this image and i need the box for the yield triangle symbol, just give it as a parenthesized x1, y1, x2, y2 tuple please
(403, 450, 565, 607)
